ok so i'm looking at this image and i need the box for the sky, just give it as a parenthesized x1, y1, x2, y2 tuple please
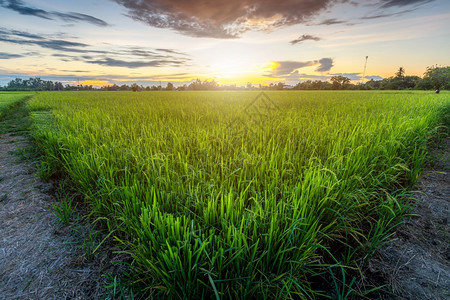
(0, 0, 449, 87)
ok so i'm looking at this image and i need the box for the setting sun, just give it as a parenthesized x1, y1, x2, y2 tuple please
(210, 58, 249, 78)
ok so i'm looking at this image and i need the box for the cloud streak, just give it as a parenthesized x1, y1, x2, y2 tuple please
(379, 0, 434, 8)
(360, 0, 436, 20)
(360, 8, 417, 20)
(316, 18, 348, 25)
(0, 0, 109, 26)
(85, 57, 186, 68)
(0, 28, 190, 68)
(0, 52, 23, 59)
(290, 34, 321, 45)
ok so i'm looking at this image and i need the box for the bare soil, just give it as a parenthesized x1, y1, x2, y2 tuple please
(367, 138, 450, 299)
(0, 103, 126, 299)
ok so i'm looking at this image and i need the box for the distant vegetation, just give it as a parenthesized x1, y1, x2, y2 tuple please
(2, 65, 449, 91)
(29, 91, 448, 298)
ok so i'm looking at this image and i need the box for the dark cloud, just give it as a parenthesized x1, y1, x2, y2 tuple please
(0, 28, 190, 68)
(316, 58, 334, 72)
(112, 0, 346, 38)
(361, 8, 416, 19)
(0, 0, 51, 19)
(0, 52, 23, 59)
(339, 0, 358, 6)
(0, 30, 88, 52)
(156, 48, 189, 56)
(290, 34, 321, 45)
(52, 12, 109, 27)
(379, 0, 434, 8)
(0, 0, 109, 26)
(270, 61, 318, 76)
(0, 28, 43, 40)
(266, 58, 334, 78)
(85, 57, 185, 68)
(60, 70, 90, 73)
(360, 0, 433, 21)
(316, 18, 348, 25)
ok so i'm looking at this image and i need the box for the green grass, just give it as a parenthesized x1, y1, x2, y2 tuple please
(0, 92, 35, 135)
(0, 92, 33, 119)
(29, 90, 449, 299)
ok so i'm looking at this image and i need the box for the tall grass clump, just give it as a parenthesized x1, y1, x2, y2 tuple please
(29, 90, 449, 298)
(0, 92, 33, 120)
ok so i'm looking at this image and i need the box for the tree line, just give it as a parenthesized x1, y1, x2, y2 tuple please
(294, 66, 449, 91)
(1, 65, 448, 92)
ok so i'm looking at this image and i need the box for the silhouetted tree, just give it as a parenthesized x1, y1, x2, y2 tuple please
(330, 76, 350, 89)
(131, 83, 139, 91)
(395, 67, 405, 79)
(166, 82, 174, 91)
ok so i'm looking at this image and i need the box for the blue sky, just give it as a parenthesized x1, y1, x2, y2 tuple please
(0, 0, 449, 86)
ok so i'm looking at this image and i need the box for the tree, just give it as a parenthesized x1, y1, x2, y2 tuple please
(395, 67, 405, 79)
(55, 82, 64, 91)
(422, 65, 450, 89)
(330, 76, 350, 89)
(275, 82, 285, 90)
(131, 83, 139, 92)
(166, 82, 174, 91)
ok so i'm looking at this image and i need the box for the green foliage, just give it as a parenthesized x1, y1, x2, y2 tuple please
(5, 77, 64, 91)
(395, 67, 405, 79)
(51, 195, 75, 225)
(330, 76, 351, 90)
(422, 65, 450, 89)
(329, 265, 356, 299)
(29, 91, 449, 298)
(0, 92, 33, 120)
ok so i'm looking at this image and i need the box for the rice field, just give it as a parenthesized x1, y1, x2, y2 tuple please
(0, 92, 32, 119)
(28, 90, 448, 298)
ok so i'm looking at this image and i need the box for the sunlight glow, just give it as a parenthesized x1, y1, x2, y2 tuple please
(77, 80, 111, 87)
(210, 57, 251, 78)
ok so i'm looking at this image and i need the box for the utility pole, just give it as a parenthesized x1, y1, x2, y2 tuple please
(361, 56, 368, 83)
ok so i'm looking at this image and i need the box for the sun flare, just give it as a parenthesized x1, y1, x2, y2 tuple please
(210, 58, 249, 78)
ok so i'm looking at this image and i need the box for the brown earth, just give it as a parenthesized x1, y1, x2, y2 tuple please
(0, 128, 124, 299)
(367, 138, 449, 299)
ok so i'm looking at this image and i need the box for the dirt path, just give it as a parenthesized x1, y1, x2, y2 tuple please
(368, 138, 450, 299)
(0, 106, 111, 299)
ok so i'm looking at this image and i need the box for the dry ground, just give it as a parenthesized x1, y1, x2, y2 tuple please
(0, 133, 110, 299)
(0, 104, 125, 299)
(367, 138, 449, 299)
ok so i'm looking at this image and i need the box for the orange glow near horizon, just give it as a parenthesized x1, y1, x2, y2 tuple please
(76, 80, 111, 87)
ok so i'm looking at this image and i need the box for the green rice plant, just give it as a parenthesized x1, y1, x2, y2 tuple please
(80, 227, 100, 261)
(329, 264, 356, 300)
(51, 195, 74, 225)
(0, 92, 33, 120)
(28, 90, 450, 298)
